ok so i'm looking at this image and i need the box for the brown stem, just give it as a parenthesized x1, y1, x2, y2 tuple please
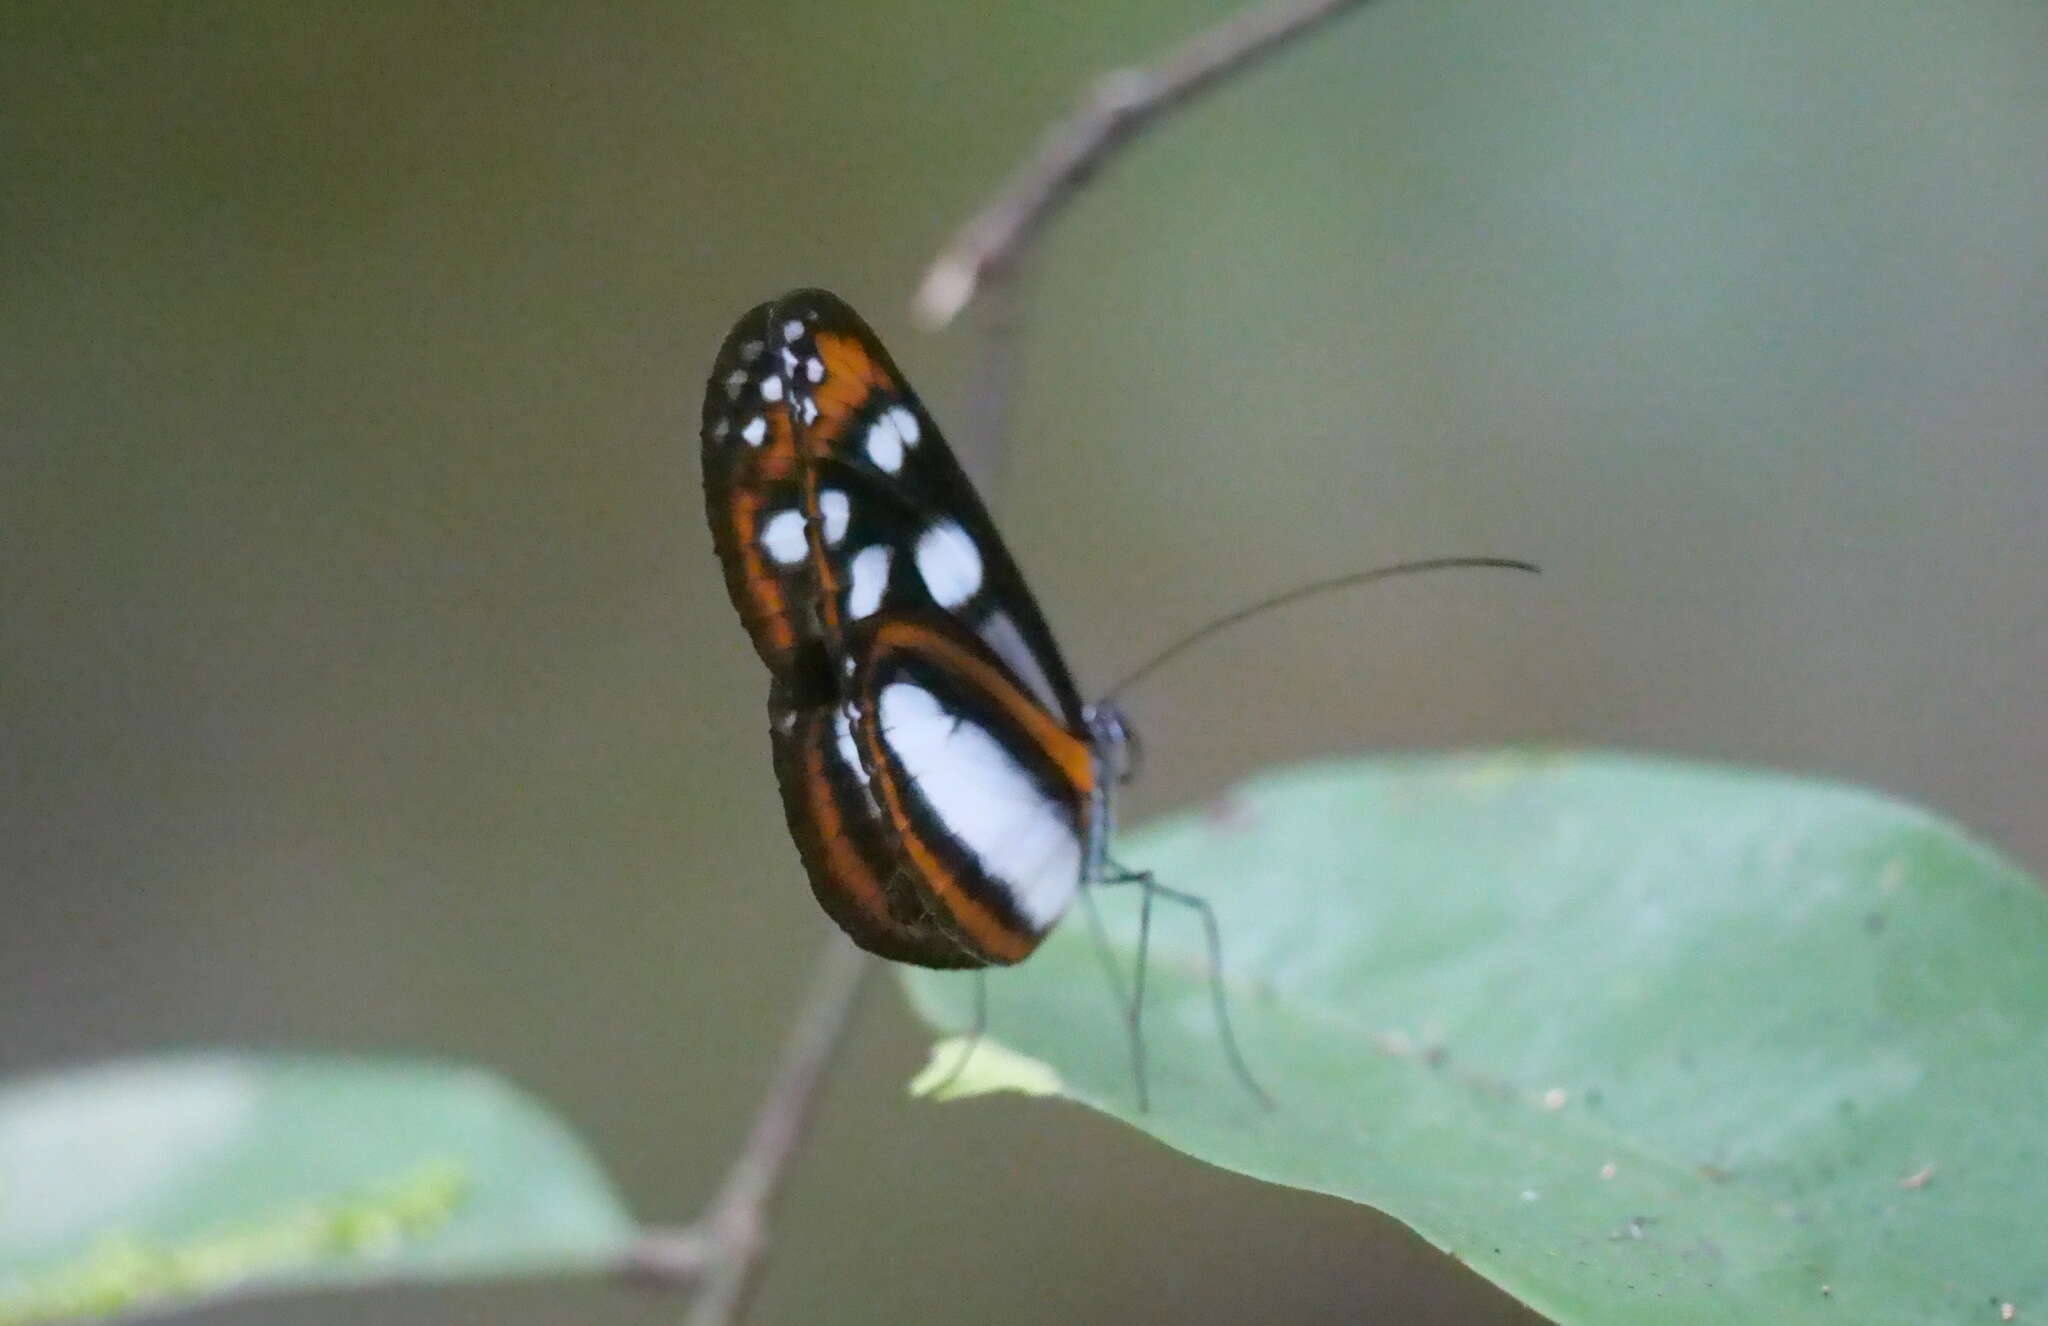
(621, 933, 872, 1324)
(913, 0, 1379, 330)
(957, 261, 1030, 493)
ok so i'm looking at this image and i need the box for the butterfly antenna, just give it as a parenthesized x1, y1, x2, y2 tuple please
(1103, 556, 1539, 700)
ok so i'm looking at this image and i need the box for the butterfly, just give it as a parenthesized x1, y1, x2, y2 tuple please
(700, 289, 1531, 1106)
(700, 288, 1268, 1108)
(700, 288, 1129, 971)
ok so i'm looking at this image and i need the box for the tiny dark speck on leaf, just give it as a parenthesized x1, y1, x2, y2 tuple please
(1203, 792, 1255, 831)
(1863, 911, 1887, 934)
(1610, 1215, 1657, 1241)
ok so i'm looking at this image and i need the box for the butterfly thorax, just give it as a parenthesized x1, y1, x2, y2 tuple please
(1081, 700, 1138, 883)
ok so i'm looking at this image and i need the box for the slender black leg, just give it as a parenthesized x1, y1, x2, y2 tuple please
(1077, 877, 1135, 1014)
(1101, 860, 1272, 1109)
(928, 969, 989, 1097)
(1126, 874, 1156, 1112)
(1078, 879, 1153, 1112)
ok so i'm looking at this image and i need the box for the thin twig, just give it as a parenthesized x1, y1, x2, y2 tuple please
(958, 260, 1029, 493)
(620, 1225, 714, 1285)
(621, 933, 872, 1323)
(913, 0, 1379, 330)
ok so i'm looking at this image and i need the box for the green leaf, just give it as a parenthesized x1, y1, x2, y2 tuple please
(0, 1055, 635, 1323)
(901, 752, 2048, 1324)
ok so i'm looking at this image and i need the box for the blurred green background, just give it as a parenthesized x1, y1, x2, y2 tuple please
(4, 2, 2042, 1322)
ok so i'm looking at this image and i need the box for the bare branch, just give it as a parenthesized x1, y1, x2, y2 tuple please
(914, 0, 1378, 330)
(621, 1225, 716, 1286)
(619, 932, 873, 1323)
(957, 261, 1030, 489)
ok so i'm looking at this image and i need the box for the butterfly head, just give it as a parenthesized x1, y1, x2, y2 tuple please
(1084, 700, 1142, 788)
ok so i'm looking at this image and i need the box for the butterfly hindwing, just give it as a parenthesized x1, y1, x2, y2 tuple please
(849, 611, 1092, 964)
(766, 673, 980, 968)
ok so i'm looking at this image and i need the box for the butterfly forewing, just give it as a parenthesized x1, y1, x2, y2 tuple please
(702, 289, 1096, 967)
(704, 292, 1085, 719)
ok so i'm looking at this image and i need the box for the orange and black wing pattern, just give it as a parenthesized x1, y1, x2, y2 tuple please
(701, 289, 1095, 967)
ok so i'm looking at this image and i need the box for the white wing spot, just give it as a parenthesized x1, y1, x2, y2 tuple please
(782, 319, 805, 342)
(759, 510, 808, 565)
(739, 339, 764, 364)
(846, 545, 892, 619)
(800, 397, 818, 425)
(759, 375, 783, 403)
(819, 489, 850, 546)
(887, 405, 921, 447)
(711, 418, 729, 442)
(740, 415, 767, 446)
(780, 348, 799, 374)
(865, 412, 906, 473)
(805, 356, 826, 383)
(833, 706, 869, 785)
(877, 683, 1080, 930)
(723, 368, 747, 399)
(915, 520, 983, 608)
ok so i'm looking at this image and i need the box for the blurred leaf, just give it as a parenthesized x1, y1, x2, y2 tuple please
(902, 752, 2048, 1324)
(909, 1038, 1065, 1103)
(0, 1055, 634, 1323)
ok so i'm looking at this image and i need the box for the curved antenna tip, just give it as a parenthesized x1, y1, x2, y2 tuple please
(1105, 554, 1541, 700)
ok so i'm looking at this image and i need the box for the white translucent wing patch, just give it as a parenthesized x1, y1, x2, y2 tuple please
(832, 705, 869, 787)
(976, 610, 1063, 714)
(759, 509, 807, 565)
(877, 682, 1080, 931)
(819, 489, 850, 546)
(863, 406, 921, 474)
(914, 519, 984, 608)
(846, 545, 893, 620)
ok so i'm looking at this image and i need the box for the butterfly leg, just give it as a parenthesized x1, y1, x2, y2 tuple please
(1077, 880, 1148, 1111)
(1080, 869, 1157, 1112)
(926, 969, 989, 1098)
(1100, 860, 1272, 1110)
